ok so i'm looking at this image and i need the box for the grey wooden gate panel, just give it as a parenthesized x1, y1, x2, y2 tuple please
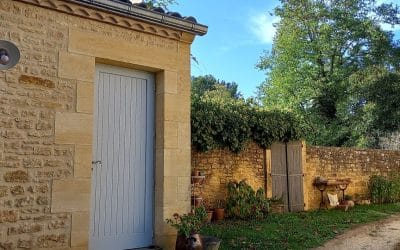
(90, 64, 154, 250)
(271, 142, 288, 212)
(271, 141, 304, 212)
(287, 141, 304, 212)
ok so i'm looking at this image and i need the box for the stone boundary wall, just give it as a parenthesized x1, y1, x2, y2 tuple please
(192, 143, 400, 211)
(305, 146, 400, 209)
(191, 143, 266, 208)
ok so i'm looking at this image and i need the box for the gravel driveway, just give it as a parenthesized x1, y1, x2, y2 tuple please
(315, 214, 400, 250)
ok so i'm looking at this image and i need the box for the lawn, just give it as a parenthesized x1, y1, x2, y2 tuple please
(200, 203, 400, 250)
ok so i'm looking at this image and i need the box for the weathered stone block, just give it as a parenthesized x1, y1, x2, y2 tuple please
(19, 75, 55, 88)
(17, 239, 32, 249)
(71, 212, 89, 247)
(4, 170, 29, 183)
(58, 51, 94, 82)
(0, 187, 7, 198)
(74, 145, 92, 178)
(76, 82, 93, 114)
(0, 210, 17, 223)
(69, 29, 178, 71)
(51, 179, 91, 213)
(156, 70, 177, 95)
(36, 196, 48, 205)
(10, 186, 24, 195)
(54, 112, 93, 144)
(36, 234, 66, 248)
(8, 222, 43, 235)
(15, 196, 34, 207)
(0, 242, 13, 250)
(48, 219, 66, 230)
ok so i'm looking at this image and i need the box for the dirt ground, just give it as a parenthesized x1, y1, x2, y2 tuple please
(315, 214, 400, 250)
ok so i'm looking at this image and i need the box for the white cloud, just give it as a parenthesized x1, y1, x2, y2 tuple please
(249, 13, 279, 44)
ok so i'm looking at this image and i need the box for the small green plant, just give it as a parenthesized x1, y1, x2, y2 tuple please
(369, 175, 400, 204)
(166, 206, 207, 237)
(226, 180, 269, 219)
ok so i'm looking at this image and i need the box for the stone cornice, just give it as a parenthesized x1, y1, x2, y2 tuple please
(14, 0, 204, 43)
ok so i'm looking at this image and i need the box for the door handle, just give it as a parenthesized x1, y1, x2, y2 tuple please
(91, 160, 102, 170)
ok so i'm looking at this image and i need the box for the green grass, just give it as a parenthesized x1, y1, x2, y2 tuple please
(200, 203, 400, 250)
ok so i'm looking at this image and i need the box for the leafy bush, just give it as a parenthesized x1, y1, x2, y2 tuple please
(166, 206, 207, 237)
(369, 175, 400, 204)
(191, 96, 304, 152)
(226, 180, 269, 219)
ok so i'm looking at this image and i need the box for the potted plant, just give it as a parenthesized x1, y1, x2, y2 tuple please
(166, 206, 207, 250)
(202, 199, 213, 223)
(214, 199, 225, 221)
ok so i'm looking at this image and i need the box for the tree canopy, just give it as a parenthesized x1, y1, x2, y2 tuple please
(144, 0, 176, 9)
(191, 75, 242, 99)
(257, 0, 400, 147)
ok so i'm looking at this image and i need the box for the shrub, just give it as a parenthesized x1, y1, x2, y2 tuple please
(191, 97, 304, 152)
(369, 175, 400, 204)
(226, 180, 269, 219)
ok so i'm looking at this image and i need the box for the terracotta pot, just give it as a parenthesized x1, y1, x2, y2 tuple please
(213, 208, 225, 221)
(204, 211, 213, 223)
(175, 234, 203, 250)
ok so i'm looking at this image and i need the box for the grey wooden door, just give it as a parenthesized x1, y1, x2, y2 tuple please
(90, 64, 154, 250)
(271, 141, 304, 212)
(271, 142, 289, 212)
(287, 141, 304, 212)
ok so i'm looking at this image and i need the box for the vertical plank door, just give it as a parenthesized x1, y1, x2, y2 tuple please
(90, 64, 154, 250)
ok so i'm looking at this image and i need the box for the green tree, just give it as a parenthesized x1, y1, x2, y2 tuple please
(257, 0, 400, 147)
(191, 75, 242, 99)
(144, 0, 177, 9)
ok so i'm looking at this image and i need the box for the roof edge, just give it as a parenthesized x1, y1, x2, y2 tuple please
(71, 0, 208, 36)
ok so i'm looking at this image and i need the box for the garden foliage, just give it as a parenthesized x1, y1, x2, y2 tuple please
(191, 82, 304, 152)
(257, 0, 400, 148)
(369, 175, 400, 204)
(226, 180, 269, 219)
(166, 206, 207, 237)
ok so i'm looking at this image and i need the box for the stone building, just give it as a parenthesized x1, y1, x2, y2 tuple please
(0, 0, 207, 249)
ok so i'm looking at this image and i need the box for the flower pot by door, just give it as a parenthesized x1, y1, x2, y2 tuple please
(213, 208, 225, 221)
(175, 234, 203, 250)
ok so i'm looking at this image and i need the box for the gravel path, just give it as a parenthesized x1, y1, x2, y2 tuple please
(315, 214, 400, 250)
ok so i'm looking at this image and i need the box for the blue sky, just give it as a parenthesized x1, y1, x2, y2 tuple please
(173, 0, 400, 98)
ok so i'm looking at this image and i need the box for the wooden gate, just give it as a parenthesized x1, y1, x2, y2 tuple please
(271, 141, 304, 212)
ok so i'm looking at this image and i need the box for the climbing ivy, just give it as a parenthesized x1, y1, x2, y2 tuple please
(191, 95, 304, 152)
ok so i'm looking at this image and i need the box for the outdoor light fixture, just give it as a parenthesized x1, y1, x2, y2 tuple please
(0, 40, 20, 70)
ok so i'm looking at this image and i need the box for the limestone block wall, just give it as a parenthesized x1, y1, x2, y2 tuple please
(192, 143, 400, 212)
(0, 0, 195, 249)
(191, 143, 266, 208)
(305, 146, 400, 209)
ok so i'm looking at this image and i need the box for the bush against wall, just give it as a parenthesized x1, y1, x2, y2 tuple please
(226, 180, 269, 219)
(191, 90, 304, 152)
(369, 175, 400, 204)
